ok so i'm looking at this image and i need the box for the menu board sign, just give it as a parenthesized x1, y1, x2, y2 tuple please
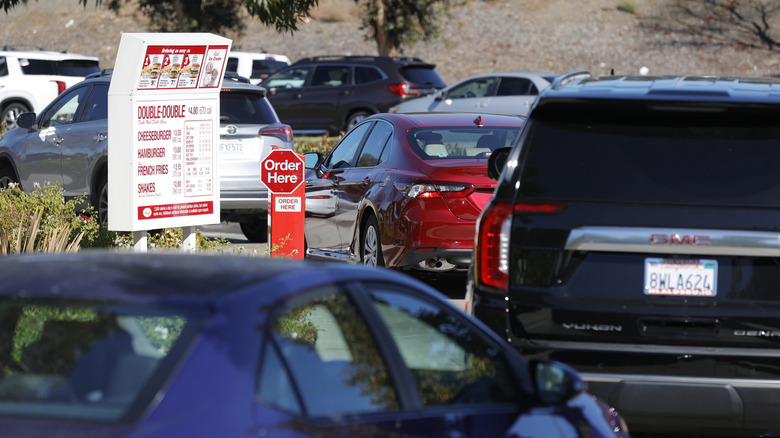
(137, 45, 229, 90)
(108, 33, 231, 232)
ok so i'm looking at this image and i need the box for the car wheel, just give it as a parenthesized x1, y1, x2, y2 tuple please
(0, 164, 18, 188)
(1, 103, 31, 131)
(92, 175, 108, 226)
(240, 219, 268, 243)
(361, 215, 385, 267)
(345, 110, 372, 132)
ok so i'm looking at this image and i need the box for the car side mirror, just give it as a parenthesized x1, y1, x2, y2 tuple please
(304, 152, 324, 178)
(17, 112, 37, 130)
(487, 147, 511, 180)
(531, 360, 588, 405)
(434, 89, 445, 101)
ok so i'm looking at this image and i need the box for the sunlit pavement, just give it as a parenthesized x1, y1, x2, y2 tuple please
(198, 222, 469, 311)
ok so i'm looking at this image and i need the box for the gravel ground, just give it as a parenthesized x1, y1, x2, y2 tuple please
(0, 0, 778, 84)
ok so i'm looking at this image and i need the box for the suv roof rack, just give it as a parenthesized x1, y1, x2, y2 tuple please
(294, 55, 427, 64)
(551, 70, 590, 89)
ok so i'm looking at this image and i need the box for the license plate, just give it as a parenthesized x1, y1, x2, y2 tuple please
(644, 258, 717, 297)
(219, 140, 244, 154)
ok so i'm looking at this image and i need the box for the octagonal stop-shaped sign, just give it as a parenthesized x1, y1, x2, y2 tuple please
(261, 149, 304, 194)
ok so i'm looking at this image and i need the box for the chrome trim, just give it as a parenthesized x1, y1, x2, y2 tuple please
(565, 226, 780, 256)
(527, 339, 780, 358)
(581, 373, 780, 389)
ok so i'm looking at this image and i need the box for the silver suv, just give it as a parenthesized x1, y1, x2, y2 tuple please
(0, 46, 100, 131)
(0, 70, 293, 242)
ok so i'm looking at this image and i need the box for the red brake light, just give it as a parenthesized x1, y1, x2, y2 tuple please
(259, 125, 293, 143)
(393, 181, 474, 199)
(53, 80, 67, 95)
(387, 83, 422, 97)
(476, 202, 513, 290)
(513, 203, 566, 214)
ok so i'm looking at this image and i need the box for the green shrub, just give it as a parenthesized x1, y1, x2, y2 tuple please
(295, 134, 341, 155)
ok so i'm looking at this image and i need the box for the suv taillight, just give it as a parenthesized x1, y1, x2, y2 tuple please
(259, 125, 293, 143)
(476, 202, 566, 290)
(53, 80, 67, 95)
(476, 202, 513, 290)
(387, 83, 422, 97)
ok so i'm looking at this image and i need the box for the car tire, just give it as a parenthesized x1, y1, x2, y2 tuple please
(361, 215, 384, 267)
(345, 110, 372, 132)
(0, 164, 18, 188)
(240, 219, 268, 243)
(1, 102, 31, 131)
(92, 174, 108, 226)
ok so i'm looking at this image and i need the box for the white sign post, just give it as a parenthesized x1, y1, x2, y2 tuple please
(108, 33, 231, 251)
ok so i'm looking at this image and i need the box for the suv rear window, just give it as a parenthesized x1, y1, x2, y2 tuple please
(519, 109, 780, 207)
(19, 59, 100, 76)
(220, 91, 277, 125)
(398, 66, 445, 88)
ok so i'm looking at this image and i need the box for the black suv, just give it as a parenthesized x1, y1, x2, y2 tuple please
(470, 73, 780, 437)
(260, 55, 446, 135)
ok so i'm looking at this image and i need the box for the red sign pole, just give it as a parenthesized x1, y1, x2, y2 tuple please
(261, 149, 305, 259)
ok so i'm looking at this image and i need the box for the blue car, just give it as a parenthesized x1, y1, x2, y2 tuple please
(0, 252, 628, 437)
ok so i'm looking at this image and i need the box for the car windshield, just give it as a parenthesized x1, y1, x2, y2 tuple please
(408, 127, 522, 160)
(220, 91, 278, 125)
(0, 298, 205, 422)
(519, 110, 780, 207)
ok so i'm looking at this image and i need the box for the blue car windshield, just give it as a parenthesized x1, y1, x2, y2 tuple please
(0, 298, 204, 422)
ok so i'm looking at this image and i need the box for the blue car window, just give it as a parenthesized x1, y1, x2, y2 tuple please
(365, 287, 519, 407)
(263, 288, 399, 417)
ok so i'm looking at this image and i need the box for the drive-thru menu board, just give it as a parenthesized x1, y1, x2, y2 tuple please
(108, 33, 231, 231)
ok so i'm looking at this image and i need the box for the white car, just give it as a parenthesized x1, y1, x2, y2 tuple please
(389, 71, 557, 117)
(226, 51, 291, 85)
(0, 47, 100, 130)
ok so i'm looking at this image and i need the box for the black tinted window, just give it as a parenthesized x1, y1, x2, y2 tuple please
(325, 123, 371, 169)
(252, 59, 287, 78)
(56, 60, 100, 77)
(80, 83, 108, 122)
(219, 91, 277, 125)
(496, 77, 535, 96)
(398, 66, 446, 88)
(0, 57, 7, 77)
(520, 112, 780, 206)
(355, 66, 383, 84)
(357, 122, 392, 167)
(19, 59, 99, 76)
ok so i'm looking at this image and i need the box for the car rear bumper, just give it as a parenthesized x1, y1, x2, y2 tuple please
(472, 291, 780, 436)
(585, 373, 780, 436)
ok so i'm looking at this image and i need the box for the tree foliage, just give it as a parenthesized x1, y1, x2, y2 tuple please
(0, 0, 450, 55)
(360, 0, 453, 55)
(646, 0, 780, 50)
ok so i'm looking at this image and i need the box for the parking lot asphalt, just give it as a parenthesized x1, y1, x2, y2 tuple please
(198, 221, 469, 310)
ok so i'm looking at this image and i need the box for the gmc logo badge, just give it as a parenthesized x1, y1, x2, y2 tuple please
(650, 234, 711, 245)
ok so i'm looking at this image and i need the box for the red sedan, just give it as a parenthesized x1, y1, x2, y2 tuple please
(304, 112, 525, 270)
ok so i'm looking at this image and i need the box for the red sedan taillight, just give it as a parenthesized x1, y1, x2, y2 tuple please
(259, 125, 293, 143)
(393, 181, 474, 199)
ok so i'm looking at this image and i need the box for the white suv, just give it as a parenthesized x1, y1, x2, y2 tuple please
(226, 51, 290, 85)
(0, 47, 99, 131)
